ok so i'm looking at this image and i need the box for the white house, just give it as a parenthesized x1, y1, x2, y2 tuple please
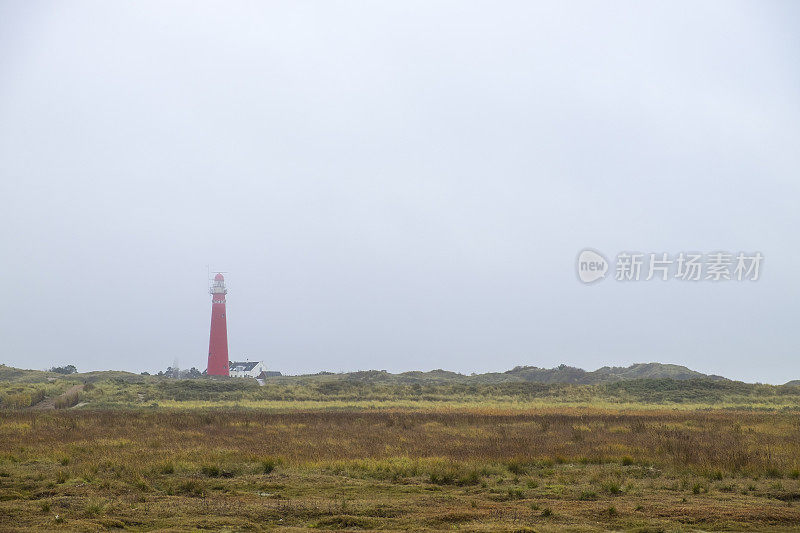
(228, 361, 267, 379)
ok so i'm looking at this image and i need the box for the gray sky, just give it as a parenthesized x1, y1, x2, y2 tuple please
(1, 1, 798, 383)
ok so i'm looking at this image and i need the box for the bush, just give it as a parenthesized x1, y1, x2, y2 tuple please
(506, 488, 525, 499)
(426, 462, 484, 486)
(84, 500, 105, 517)
(0, 388, 47, 409)
(602, 481, 622, 495)
(175, 479, 206, 497)
(201, 464, 221, 477)
(50, 365, 77, 375)
(55, 392, 82, 409)
(261, 459, 277, 474)
(506, 460, 528, 475)
(156, 379, 259, 402)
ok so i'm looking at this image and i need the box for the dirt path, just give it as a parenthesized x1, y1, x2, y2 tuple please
(29, 384, 84, 410)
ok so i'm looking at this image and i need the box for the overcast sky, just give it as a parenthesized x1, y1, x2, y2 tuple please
(1, 1, 798, 383)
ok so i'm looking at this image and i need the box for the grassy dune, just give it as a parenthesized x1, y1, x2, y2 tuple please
(2, 368, 800, 530)
(5, 373, 800, 411)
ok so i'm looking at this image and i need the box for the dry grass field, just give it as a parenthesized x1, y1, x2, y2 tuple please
(2, 407, 800, 531)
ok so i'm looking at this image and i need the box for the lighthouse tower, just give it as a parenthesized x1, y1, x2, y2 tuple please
(207, 273, 229, 376)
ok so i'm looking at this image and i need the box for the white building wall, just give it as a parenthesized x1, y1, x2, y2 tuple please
(229, 362, 266, 378)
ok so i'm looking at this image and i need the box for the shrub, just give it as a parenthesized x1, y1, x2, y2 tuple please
(50, 365, 77, 375)
(459, 469, 482, 485)
(1, 389, 46, 409)
(506, 488, 525, 500)
(425, 461, 484, 486)
(428, 471, 455, 485)
(507, 460, 528, 475)
(55, 392, 82, 409)
(201, 464, 221, 477)
(261, 459, 277, 474)
(176, 479, 206, 497)
(84, 500, 104, 517)
(602, 481, 622, 495)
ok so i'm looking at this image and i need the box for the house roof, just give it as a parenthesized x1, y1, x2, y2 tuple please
(229, 361, 260, 371)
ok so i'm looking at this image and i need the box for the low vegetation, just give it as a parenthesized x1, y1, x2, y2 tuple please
(1, 364, 799, 530)
(4, 363, 800, 410)
(0, 382, 70, 409)
(1, 408, 799, 530)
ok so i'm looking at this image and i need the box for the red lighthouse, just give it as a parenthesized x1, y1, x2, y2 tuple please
(207, 273, 229, 376)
